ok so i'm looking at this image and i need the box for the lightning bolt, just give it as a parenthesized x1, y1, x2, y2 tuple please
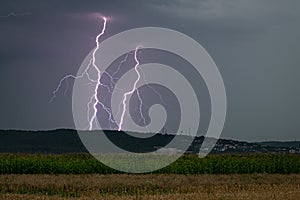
(50, 17, 151, 132)
(50, 17, 108, 131)
(118, 46, 142, 131)
(88, 17, 107, 130)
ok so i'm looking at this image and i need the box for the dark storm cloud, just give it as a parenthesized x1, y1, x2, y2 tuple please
(0, 0, 299, 141)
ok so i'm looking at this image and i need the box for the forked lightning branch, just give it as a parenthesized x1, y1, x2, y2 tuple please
(50, 17, 143, 131)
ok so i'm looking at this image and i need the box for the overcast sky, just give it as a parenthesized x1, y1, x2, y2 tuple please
(0, 0, 299, 142)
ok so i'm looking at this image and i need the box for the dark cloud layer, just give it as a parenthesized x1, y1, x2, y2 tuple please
(0, 0, 299, 141)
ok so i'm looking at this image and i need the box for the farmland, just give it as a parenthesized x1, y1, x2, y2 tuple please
(0, 174, 300, 199)
(0, 153, 299, 174)
(0, 154, 300, 199)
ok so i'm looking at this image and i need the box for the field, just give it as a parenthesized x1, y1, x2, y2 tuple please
(0, 154, 300, 199)
(1, 174, 300, 199)
(0, 153, 300, 174)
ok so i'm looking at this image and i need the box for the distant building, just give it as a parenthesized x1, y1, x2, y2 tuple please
(289, 149, 296, 154)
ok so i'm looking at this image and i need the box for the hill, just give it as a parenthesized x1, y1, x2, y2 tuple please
(0, 129, 299, 154)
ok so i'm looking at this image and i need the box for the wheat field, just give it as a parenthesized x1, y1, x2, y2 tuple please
(0, 174, 299, 200)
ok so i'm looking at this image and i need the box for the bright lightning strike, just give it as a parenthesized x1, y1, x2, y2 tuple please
(88, 17, 107, 131)
(50, 17, 108, 131)
(50, 17, 148, 132)
(118, 46, 142, 131)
